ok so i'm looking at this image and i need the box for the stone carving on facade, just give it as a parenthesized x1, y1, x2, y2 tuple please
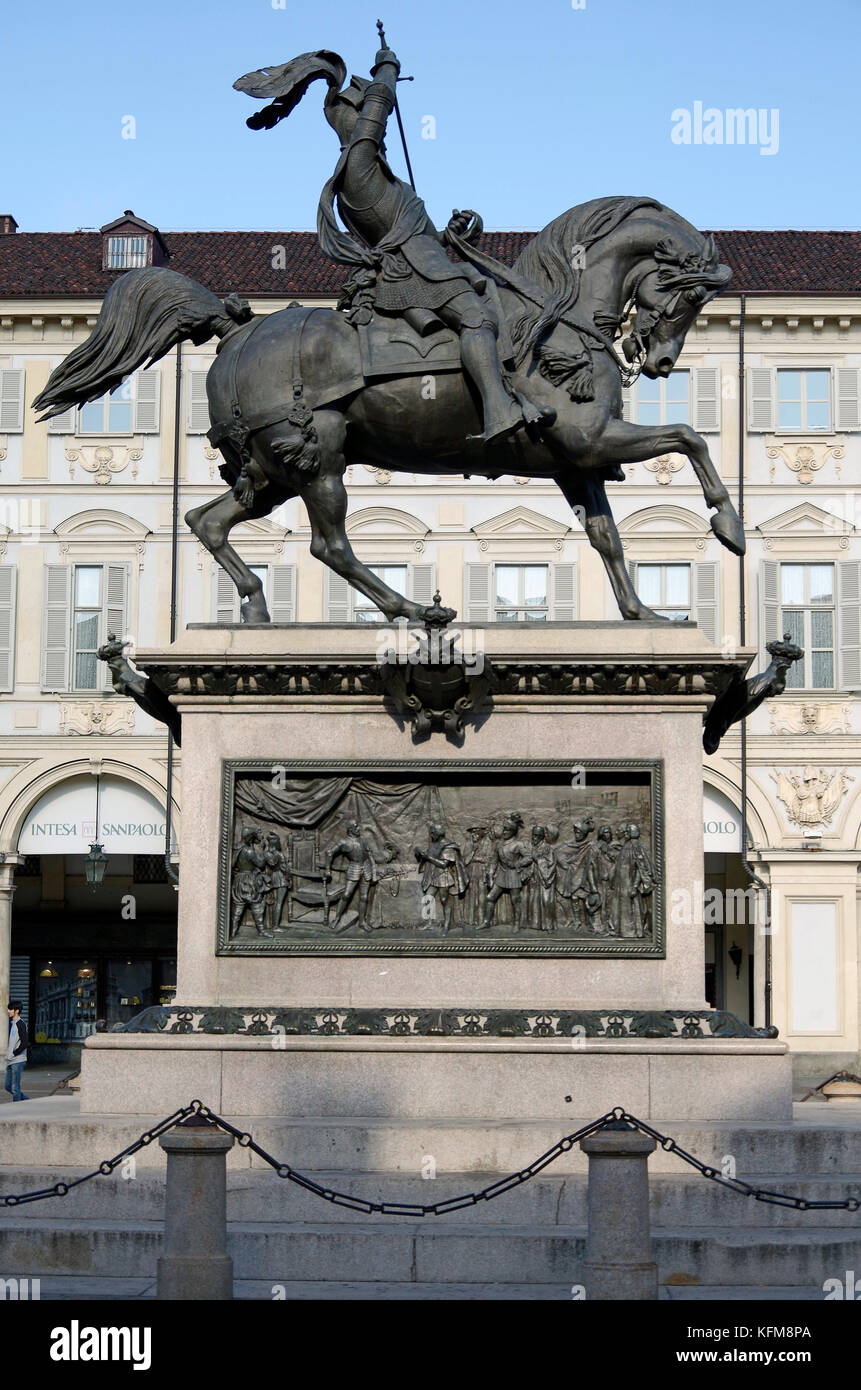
(204, 444, 220, 480)
(643, 453, 686, 485)
(772, 764, 855, 827)
(769, 702, 851, 736)
(217, 760, 662, 958)
(362, 464, 391, 484)
(0, 435, 7, 466)
(765, 437, 844, 485)
(65, 443, 143, 484)
(59, 701, 136, 736)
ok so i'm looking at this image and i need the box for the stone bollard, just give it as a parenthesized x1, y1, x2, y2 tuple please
(157, 1114, 235, 1300)
(580, 1120, 658, 1300)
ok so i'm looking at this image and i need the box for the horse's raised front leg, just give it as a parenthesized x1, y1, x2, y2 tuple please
(556, 473, 664, 620)
(599, 418, 745, 556)
(186, 488, 291, 623)
(301, 411, 453, 623)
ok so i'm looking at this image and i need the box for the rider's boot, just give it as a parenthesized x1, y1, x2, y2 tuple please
(460, 326, 529, 444)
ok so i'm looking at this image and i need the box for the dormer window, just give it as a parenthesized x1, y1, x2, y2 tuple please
(100, 210, 168, 271)
(106, 235, 148, 270)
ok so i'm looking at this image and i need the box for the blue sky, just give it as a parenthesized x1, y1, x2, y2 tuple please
(2, 0, 858, 234)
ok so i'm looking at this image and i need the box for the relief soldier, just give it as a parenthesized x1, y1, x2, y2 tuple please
(463, 822, 492, 925)
(610, 823, 658, 940)
(527, 824, 559, 933)
(323, 821, 382, 934)
(479, 812, 533, 933)
(230, 827, 272, 940)
(263, 832, 291, 932)
(414, 823, 469, 934)
(594, 822, 621, 936)
(556, 815, 600, 932)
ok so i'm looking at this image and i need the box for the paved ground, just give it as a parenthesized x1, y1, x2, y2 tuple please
(0, 1064, 77, 1104)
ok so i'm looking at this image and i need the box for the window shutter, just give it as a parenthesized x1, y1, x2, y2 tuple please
(0, 566, 16, 692)
(325, 570, 352, 623)
(759, 560, 781, 653)
(41, 565, 71, 691)
(9, 958, 29, 1036)
(270, 564, 296, 623)
(133, 369, 160, 432)
(693, 367, 720, 433)
(693, 561, 718, 643)
(550, 561, 577, 620)
(213, 565, 238, 624)
(621, 383, 635, 423)
(838, 559, 861, 689)
(464, 562, 491, 623)
(187, 369, 211, 433)
(46, 405, 76, 434)
(747, 368, 774, 432)
(0, 369, 24, 433)
(409, 562, 436, 606)
(835, 368, 860, 433)
(103, 564, 129, 689)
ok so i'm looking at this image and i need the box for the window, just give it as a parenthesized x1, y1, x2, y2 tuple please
(42, 563, 129, 693)
(325, 563, 436, 622)
(777, 370, 830, 432)
(634, 370, 690, 426)
(494, 565, 548, 621)
(778, 563, 835, 689)
(634, 563, 691, 620)
(212, 563, 296, 623)
(56, 369, 160, 436)
(354, 565, 408, 622)
(133, 855, 169, 884)
(73, 566, 102, 689)
(106, 235, 148, 270)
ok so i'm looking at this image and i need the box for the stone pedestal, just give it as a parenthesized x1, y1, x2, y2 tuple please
(581, 1123, 658, 1300)
(81, 621, 792, 1121)
(156, 1116, 234, 1300)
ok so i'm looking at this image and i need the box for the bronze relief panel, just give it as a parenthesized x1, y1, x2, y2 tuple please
(216, 759, 664, 957)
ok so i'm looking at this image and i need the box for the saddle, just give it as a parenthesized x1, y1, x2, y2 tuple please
(356, 313, 463, 380)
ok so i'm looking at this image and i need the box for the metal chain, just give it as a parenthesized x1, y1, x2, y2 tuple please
(1, 1100, 859, 1216)
(0, 1103, 198, 1208)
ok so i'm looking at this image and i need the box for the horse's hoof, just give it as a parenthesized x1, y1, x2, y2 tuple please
(240, 597, 271, 624)
(711, 509, 746, 556)
(624, 605, 669, 622)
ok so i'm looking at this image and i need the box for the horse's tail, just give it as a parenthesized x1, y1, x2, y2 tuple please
(32, 267, 250, 421)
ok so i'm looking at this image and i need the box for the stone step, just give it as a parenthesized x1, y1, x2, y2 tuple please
(1, 1218, 859, 1287)
(2, 1102, 860, 1175)
(2, 1167, 861, 1229)
(0, 1274, 828, 1301)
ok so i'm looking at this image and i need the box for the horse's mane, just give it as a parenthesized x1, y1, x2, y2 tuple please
(509, 196, 714, 361)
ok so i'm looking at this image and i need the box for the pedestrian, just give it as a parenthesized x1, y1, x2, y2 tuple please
(5, 999, 28, 1102)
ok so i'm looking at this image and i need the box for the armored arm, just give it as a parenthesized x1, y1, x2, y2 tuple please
(343, 48, 401, 184)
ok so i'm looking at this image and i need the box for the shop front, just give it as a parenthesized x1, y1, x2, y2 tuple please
(11, 775, 177, 1063)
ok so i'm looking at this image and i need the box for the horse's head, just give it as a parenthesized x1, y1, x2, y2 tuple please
(624, 233, 732, 378)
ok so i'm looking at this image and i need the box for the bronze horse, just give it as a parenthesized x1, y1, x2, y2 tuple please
(34, 195, 743, 625)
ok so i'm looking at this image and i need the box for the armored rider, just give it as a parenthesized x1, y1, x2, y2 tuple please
(237, 36, 555, 445)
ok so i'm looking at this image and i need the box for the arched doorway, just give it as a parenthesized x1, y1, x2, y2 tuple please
(11, 773, 177, 1062)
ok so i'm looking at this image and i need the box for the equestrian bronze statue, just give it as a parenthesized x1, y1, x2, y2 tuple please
(34, 33, 744, 627)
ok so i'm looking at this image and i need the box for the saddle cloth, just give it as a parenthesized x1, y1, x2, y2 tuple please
(357, 315, 463, 380)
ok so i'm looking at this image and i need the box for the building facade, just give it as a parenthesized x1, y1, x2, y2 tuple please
(0, 211, 858, 1081)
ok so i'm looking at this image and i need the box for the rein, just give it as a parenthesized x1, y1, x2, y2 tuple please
(445, 226, 666, 387)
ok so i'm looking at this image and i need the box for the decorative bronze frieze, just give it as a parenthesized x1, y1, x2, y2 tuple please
(141, 657, 740, 702)
(120, 1003, 777, 1041)
(216, 759, 665, 958)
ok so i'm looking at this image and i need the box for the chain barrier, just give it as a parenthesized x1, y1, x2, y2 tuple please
(1, 1100, 860, 1216)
